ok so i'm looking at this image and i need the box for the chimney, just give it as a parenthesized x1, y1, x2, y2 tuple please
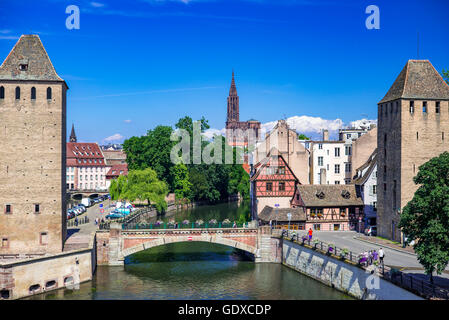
(322, 129, 329, 141)
(320, 168, 327, 185)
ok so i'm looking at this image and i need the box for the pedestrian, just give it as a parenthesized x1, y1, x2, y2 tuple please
(379, 248, 385, 265)
(308, 228, 313, 242)
(368, 250, 373, 265)
(233, 221, 237, 228)
(75, 217, 78, 226)
(372, 250, 378, 264)
(269, 220, 272, 229)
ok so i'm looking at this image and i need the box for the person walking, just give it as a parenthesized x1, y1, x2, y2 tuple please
(379, 248, 385, 266)
(372, 250, 378, 265)
(269, 220, 272, 229)
(308, 228, 313, 243)
(75, 217, 78, 227)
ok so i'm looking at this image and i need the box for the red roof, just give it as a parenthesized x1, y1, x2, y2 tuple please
(106, 164, 128, 179)
(66, 142, 106, 167)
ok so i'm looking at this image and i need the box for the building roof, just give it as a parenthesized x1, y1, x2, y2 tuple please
(296, 184, 363, 207)
(66, 142, 106, 167)
(353, 149, 377, 185)
(106, 164, 128, 178)
(0, 35, 65, 82)
(250, 150, 299, 182)
(229, 70, 238, 96)
(259, 206, 306, 222)
(379, 60, 449, 104)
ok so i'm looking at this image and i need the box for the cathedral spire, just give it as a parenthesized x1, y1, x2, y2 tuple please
(229, 70, 238, 96)
(69, 123, 77, 142)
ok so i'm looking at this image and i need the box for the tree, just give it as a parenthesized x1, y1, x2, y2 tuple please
(298, 133, 310, 140)
(109, 168, 168, 212)
(442, 69, 449, 85)
(398, 152, 449, 283)
(228, 165, 250, 200)
(170, 163, 192, 202)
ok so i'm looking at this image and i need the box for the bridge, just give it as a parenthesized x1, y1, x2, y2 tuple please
(67, 189, 109, 200)
(96, 223, 282, 265)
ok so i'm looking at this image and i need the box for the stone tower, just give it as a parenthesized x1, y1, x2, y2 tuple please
(0, 35, 68, 254)
(69, 123, 77, 142)
(226, 70, 239, 124)
(377, 60, 449, 241)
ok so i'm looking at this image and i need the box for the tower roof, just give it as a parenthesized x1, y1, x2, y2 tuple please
(229, 70, 238, 96)
(379, 60, 449, 104)
(0, 34, 65, 82)
(69, 124, 77, 142)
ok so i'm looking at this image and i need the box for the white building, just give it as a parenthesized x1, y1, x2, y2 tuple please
(353, 149, 377, 226)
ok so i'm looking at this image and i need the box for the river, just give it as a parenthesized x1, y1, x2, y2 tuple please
(26, 201, 352, 300)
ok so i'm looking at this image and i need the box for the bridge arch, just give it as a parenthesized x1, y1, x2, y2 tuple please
(121, 232, 258, 259)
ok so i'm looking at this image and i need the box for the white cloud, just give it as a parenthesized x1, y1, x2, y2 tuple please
(202, 115, 377, 142)
(124, 119, 132, 123)
(90, 2, 105, 7)
(104, 133, 124, 142)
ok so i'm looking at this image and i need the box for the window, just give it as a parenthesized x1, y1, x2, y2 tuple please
(34, 204, 40, 213)
(266, 182, 273, 191)
(372, 185, 377, 195)
(15, 86, 20, 100)
(40, 232, 48, 245)
(318, 144, 323, 150)
(335, 164, 340, 174)
(345, 163, 351, 172)
(335, 147, 340, 157)
(335, 181, 340, 184)
(19, 64, 28, 71)
(345, 146, 351, 156)
(345, 179, 351, 184)
(334, 224, 341, 231)
(436, 101, 440, 114)
(0, 86, 4, 99)
(1, 238, 8, 248)
(279, 182, 285, 191)
(423, 101, 427, 113)
(5, 204, 11, 214)
(318, 156, 323, 166)
(417, 132, 419, 140)
(410, 101, 414, 113)
(346, 134, 351, 139)
(46, 87, 52, 100)
(31, 87, 36, 100)
(313, 224, 321, 231)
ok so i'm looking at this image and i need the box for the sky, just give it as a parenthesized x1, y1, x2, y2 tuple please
(0, 0, 448, 143)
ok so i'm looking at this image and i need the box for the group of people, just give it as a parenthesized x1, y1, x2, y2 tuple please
(94, 217, 105, 226)
(359, 248, 385, 266)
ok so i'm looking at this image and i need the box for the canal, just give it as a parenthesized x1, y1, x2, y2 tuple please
(27, 201, 352, 300)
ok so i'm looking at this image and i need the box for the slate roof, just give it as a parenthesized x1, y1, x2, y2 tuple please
(66, 143, 106, 167)
(353, 149, 377, 185)
(259, 206, 306, 222)
(0, 35, 64, 82)
(379, 60, 449, 104)
(297, 185, 363, 207)
(106, 164, 128, 178)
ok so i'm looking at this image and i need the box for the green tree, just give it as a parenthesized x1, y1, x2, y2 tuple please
(228, 165, 250, 200)
(398, 152, 449, 283)
(170, 163, 192, 202)
(442, 69, 449, 85)
(298, 133, 310, 140)
(109, 168, 168, 213)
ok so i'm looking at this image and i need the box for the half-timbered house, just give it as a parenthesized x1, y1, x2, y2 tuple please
(291, 184, 364, 232)
(250, 151, 299, 217)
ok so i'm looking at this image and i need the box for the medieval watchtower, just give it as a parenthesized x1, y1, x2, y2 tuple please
(0, 35, 68, 254)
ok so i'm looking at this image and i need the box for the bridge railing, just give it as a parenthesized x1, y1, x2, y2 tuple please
(67, 216, 90, 228)
(279, 230, 449, 300)
(121, 221, 249, 230)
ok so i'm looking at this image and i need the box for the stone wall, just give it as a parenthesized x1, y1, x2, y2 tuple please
(282, 239, 422, 300)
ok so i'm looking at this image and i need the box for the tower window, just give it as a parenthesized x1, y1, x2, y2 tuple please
(410, 101, 414, 113)
(40, 232, 48, 245)
(15, 86, 20, 100)
(0, 86, 4, 99)
(5, 204, 12, 214)
(443, 132, 445, 141)
(19, 64, 28, 71)
(436, 101, 440, 114)
(417, 132, 419, 140)
(423, 101, 427, 113)
(46, 87, 52, 100)
(34, 204, 40, 213)
(1, 238, 8, 248)
(31, 87, 36, 100)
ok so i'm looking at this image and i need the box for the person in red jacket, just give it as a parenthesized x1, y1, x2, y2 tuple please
(308, 228, 313, 241)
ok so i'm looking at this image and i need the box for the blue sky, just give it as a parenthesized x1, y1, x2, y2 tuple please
(0, 0, 448, 143)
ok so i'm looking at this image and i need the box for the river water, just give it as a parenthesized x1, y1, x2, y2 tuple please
(27, 201, 351, 300)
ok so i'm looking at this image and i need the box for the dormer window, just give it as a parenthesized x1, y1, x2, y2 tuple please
(19, 64, 28, 71)
(341, 190, 351, 199)
(316, 191, 325, 199)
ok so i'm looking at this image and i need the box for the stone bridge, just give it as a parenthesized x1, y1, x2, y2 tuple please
(96, 224, 282, 265)
(68, 189, 109, 200)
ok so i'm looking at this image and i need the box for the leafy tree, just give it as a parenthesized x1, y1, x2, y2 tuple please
(228, 165, 250, 200)
(398, 152, 449, 283)
(109, 168, 168, 213)
(170, 163, 192, 202)
(298, 133, 310, 140)
(442, 69, 449, 85)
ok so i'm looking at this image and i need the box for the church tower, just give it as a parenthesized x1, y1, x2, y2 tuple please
(0, 35, 67, 254)
(69, 123, 77, 142)
(226, 71, 239, 124)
